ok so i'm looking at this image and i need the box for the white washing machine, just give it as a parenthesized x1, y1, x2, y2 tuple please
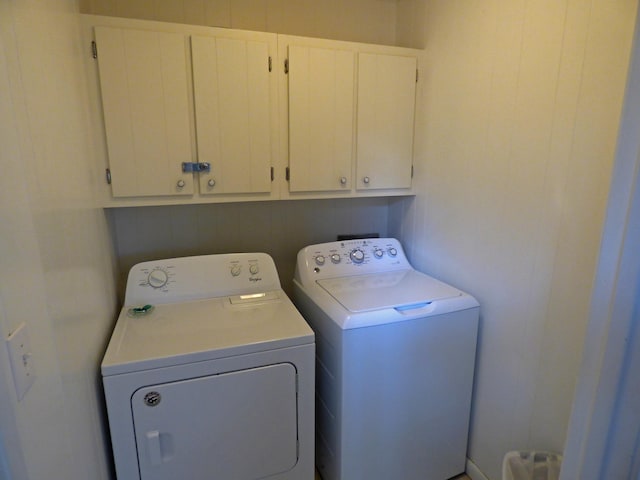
(293, 238, 479, 480)
(102, 253, 315, 480)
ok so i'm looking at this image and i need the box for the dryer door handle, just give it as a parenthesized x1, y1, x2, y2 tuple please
(146, 430, 163, 466)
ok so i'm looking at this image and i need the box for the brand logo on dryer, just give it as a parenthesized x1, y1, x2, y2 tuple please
(143, 391, 161, 407)
(249, 276, 262, 282)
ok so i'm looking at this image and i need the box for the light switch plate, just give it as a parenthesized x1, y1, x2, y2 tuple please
(6, 322, 36, 401)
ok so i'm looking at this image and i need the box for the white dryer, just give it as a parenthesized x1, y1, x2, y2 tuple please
(293, 238, 479, 480)
(102, 253, 314, 480)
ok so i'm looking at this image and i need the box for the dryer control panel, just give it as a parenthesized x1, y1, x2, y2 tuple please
(124, 253, 281, 306)
(295, 238, 411, 285)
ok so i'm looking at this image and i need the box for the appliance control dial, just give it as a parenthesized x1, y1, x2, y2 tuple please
(230, 264, 242, 277)
(249, 264, 259, 275)
(373, 248, 384, 258)
(350, 248, 365, 264)
(330, 253, 341, 264)
(315, 255, 326, 266)
(387, 247, 398, 257)
(147, 268, 169, 289)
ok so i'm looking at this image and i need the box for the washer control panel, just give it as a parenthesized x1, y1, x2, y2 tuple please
(124, 253, 280, 306)
(297, 238, 411, 284)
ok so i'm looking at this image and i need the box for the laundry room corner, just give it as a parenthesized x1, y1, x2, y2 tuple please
(0, 1, 119, 479)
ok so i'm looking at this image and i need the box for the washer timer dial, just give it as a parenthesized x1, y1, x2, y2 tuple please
(350, 248, 365, 264)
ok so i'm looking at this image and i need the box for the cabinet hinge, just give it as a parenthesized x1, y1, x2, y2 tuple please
(270, 166, 274, 181)
(105, 168, 112, 184)
(284, 58, 289, 74)
(268, 56, 272, 72)
(411, 165, 414, 178)
(416, 68, 418, 83)
(91, 41, 98, 59)
(285, 166, 290, 181)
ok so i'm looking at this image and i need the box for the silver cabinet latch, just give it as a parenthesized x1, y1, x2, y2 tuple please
(182, 162, 211, 173)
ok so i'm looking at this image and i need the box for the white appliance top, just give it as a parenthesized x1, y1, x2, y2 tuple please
(317, 270, 461, 313)
(102, 253, 313, 376)
(294, 238, 479, 329)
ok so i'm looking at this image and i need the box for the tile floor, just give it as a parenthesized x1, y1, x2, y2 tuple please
(315, 471, 471, 480)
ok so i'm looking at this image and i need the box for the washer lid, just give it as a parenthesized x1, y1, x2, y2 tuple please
(317, 269, 462, 313)
(102, 290, 313, 376)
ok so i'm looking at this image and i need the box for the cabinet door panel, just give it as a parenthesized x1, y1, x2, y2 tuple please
(357, 53, 416, 190)
(192, 36, 272, 195)
(95, 27, 194, 197)
(288, 45, 355, 192)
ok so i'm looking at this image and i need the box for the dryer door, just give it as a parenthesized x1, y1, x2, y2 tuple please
(131, 363, 298, 480)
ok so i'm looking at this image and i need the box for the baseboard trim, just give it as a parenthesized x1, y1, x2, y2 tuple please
(466, 458, 491, 480)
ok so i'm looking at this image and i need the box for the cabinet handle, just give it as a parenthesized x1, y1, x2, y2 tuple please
(208, 179, 216, 187)
(340, 176, 347, 185)
(176, 179, 185, 188)
(363, 176, 370, 185)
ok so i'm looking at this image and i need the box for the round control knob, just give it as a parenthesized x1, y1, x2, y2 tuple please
(230, 265, 242, 277)
(249, 264, 259, 275)
(208, 179, 216, 187)
(315, 255, 326, 266)
(177, 179, 186, 188)
(147, 268, 168, 289)
(387, 247, 398, 257)
(363, 176, 370, 185)
(330, 253, 341, 264)
(374, 248, 384, 258)
(350, 249, 365, 264)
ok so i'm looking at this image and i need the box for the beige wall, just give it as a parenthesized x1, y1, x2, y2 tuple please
(390, 1, 638, 479)
(80, 0, 399, 45)
(0, 1, 118, 479)
(110, 198, 390, 299)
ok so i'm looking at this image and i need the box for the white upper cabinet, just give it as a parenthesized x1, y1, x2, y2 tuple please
(287, 45, 355, 192)
(87, 17, 419, 205)
(191, 35, 274, 195)
(279, 35, 419, 198)
(95, 26, 194, 197)
(356, 53, 417, 190)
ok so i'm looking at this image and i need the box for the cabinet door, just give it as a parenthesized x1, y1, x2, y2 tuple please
(95, 27, 194, 197)
(287, 45, 355, 192)
(356, 53, 417, 190)
(191, 35, 272, 195)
